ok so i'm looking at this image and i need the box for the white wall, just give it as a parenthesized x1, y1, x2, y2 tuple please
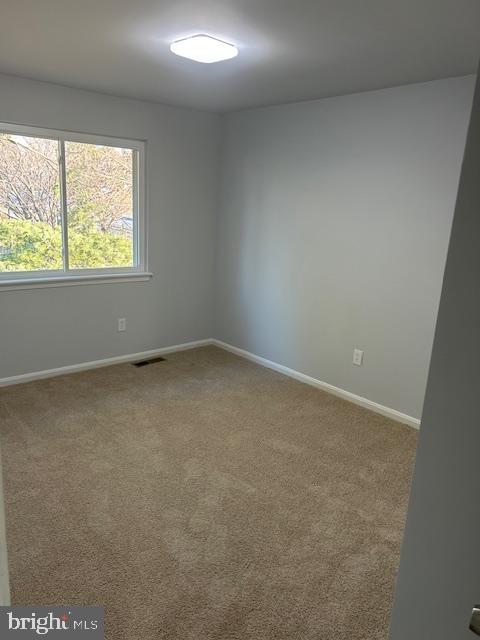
(390, 68, 480, 640)
(0, 74, 474, 421)
(0, 447, 9, 605)
(215, 76, 475, 420)
(0, 74, 220, 378)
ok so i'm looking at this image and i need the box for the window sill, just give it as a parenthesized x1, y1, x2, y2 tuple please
(0, 272, 153, 292)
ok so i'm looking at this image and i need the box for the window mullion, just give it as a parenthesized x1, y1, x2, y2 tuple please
(132, 150, 139, 268)
(58, 140, 69, 273)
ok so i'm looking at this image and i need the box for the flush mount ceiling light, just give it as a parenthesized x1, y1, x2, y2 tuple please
(170, 34, 238, 64)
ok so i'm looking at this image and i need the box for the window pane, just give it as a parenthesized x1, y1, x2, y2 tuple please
(0, 133, 63, 272)
(64, 142, 135, 269)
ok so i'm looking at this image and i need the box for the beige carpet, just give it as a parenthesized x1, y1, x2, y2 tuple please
(0, 346, 417, 639)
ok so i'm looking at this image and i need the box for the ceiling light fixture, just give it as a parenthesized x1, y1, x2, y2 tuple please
(170, 34, 238, 64)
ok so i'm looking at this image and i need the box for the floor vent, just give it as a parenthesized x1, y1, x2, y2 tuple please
(132, 356, 166, 367)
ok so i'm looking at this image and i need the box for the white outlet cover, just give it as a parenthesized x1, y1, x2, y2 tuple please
(117, 318, 126, 332)
(353, 349, 364, 366)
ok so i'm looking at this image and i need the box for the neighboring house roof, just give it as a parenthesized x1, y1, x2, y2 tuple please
(110, 214, 133, 236)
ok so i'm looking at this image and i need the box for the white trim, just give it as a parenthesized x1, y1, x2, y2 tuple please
(0, 336, 420, 428)
(0, 339, 213, 387)
(0, 272, 153, 291)
(212, 339, 420, 429)
(58, 139, 70, 272)
(0, 122, 145, 151)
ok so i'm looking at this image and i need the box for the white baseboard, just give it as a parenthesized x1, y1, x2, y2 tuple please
(212, 339, 420, 429)
(0, 339, 214, 387)
(0, 337, 420, 429)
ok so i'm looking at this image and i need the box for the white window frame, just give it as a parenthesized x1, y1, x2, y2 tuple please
(0, 122, 150, 291)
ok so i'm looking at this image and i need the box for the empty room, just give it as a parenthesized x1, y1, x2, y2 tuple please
(0, 2, 479, 639)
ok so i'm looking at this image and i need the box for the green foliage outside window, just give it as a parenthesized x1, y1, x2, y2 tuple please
(0, 220, 132, 271)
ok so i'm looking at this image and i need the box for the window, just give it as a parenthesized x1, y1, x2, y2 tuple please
(0, 123, 147, 287)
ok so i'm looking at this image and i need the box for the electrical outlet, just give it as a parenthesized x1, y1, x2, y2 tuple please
(353, 348, 364, 366)
(117, 318, 126, 332)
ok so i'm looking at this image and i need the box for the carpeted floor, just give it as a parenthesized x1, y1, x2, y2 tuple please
(0, 346, 417, 639)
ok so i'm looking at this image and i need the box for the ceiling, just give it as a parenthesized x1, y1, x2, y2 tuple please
(1, 0, 479, 113)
